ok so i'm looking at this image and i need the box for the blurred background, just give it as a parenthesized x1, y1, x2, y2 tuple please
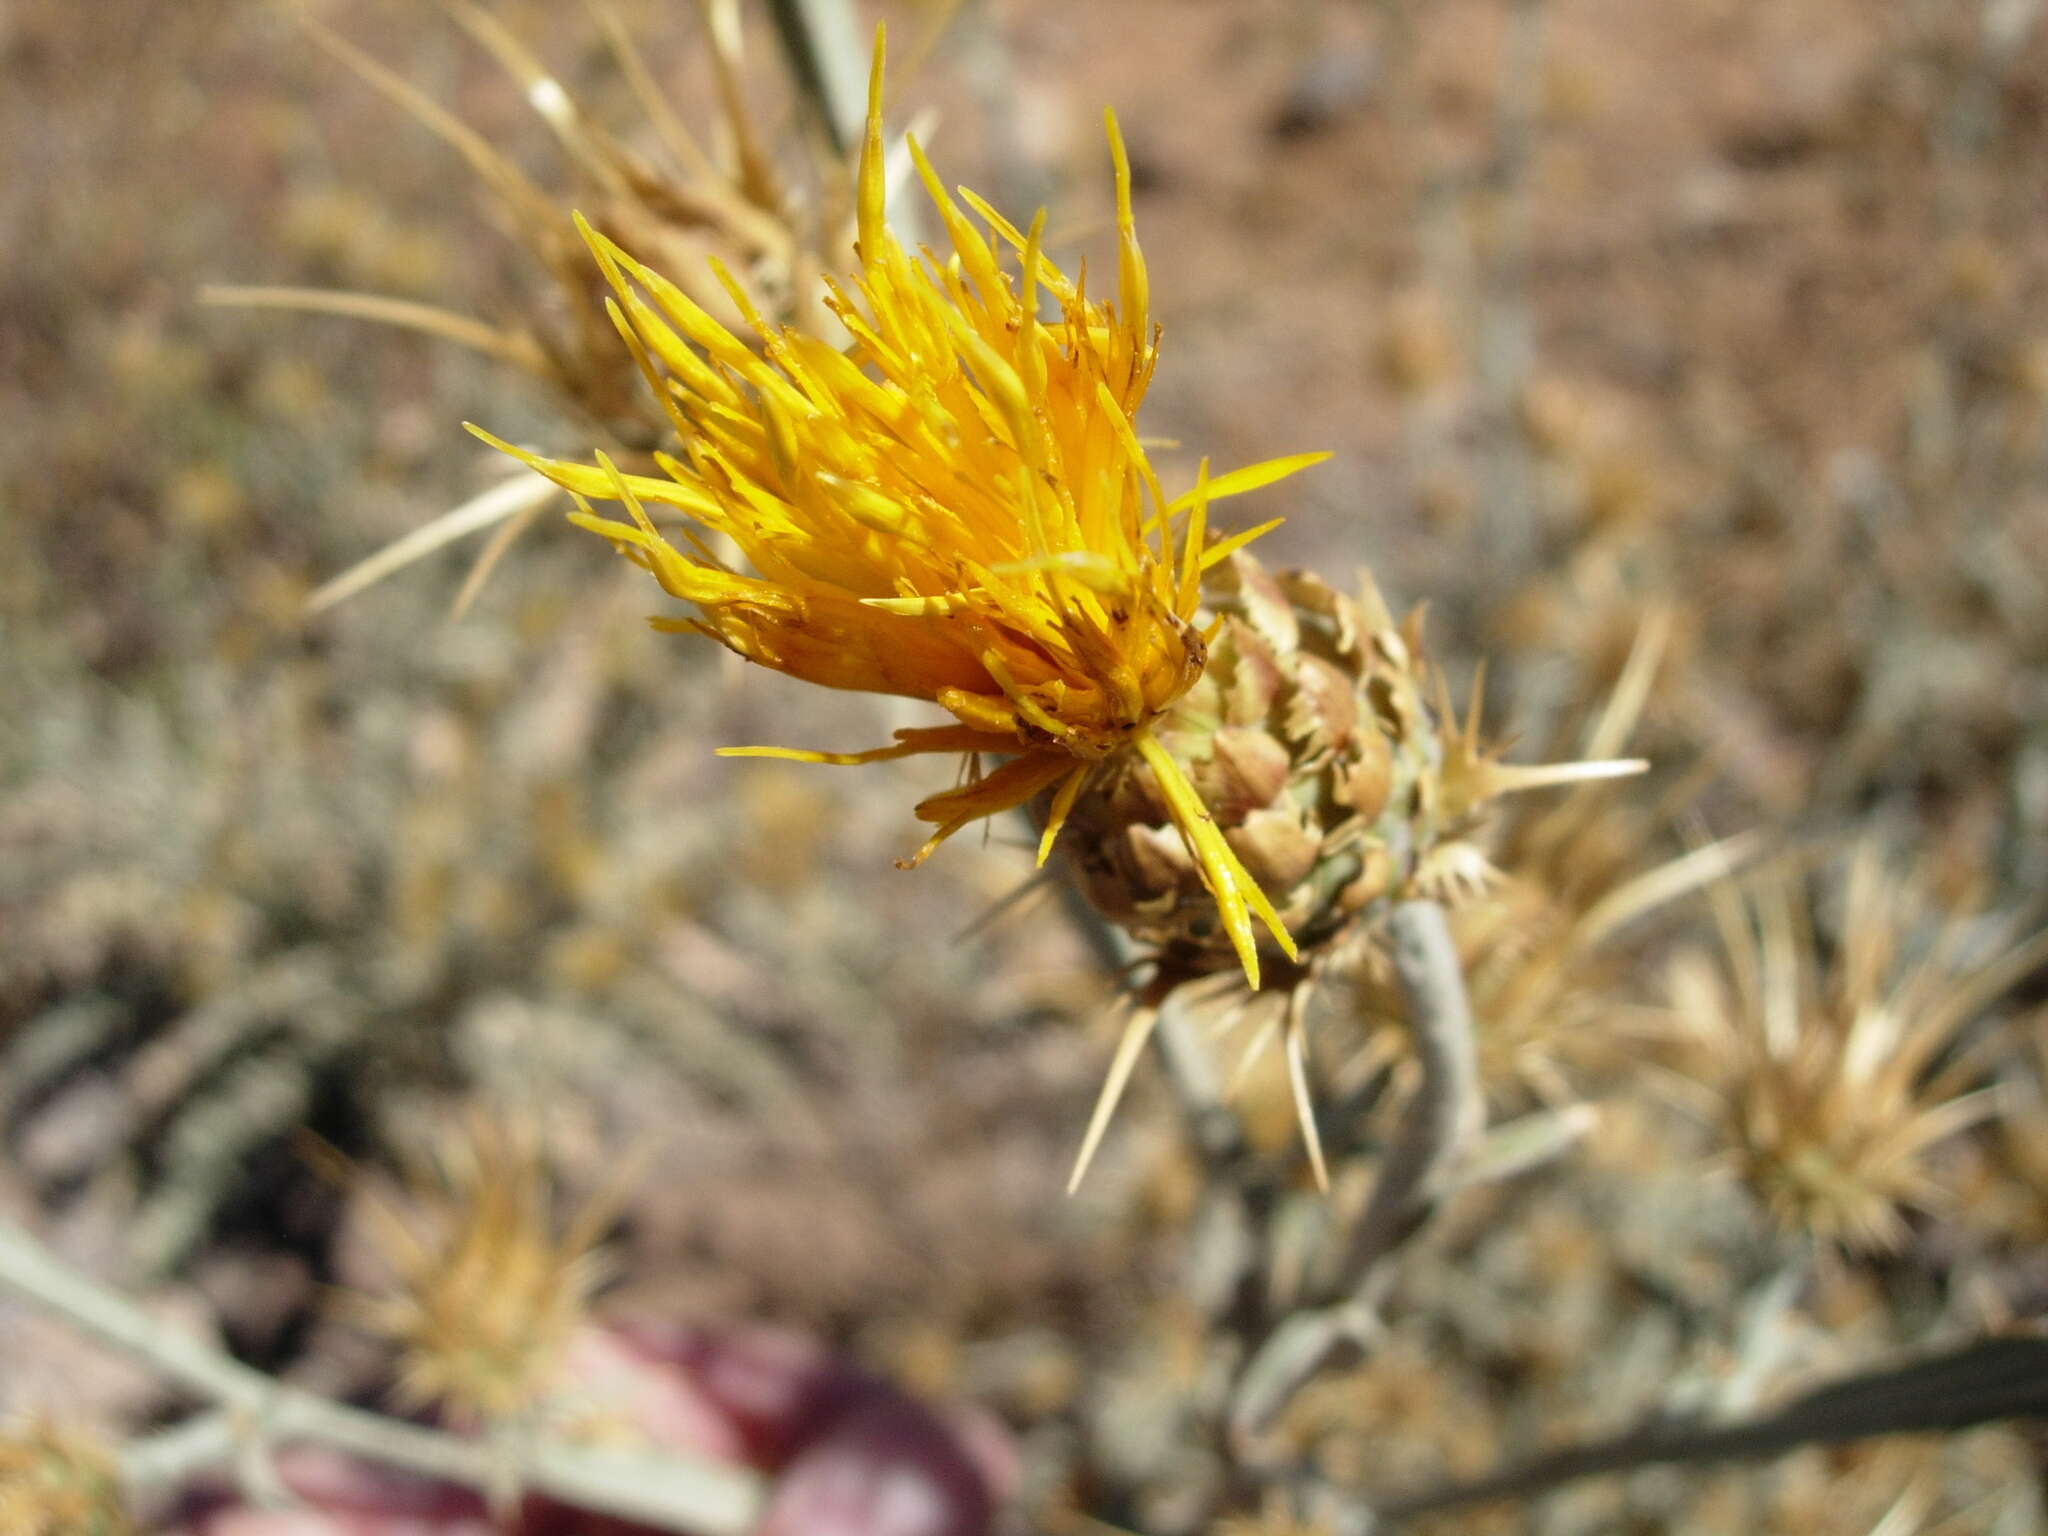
(3, 0, 2047, 1531)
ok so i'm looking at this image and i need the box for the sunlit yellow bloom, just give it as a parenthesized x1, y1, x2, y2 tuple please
(474, 31, 1326, 986)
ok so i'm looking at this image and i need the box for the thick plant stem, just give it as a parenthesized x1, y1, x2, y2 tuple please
(1335, 899, 1484, 1283)
(0, 1221, 764, 1534)
(1230, 899, 1483, 1438)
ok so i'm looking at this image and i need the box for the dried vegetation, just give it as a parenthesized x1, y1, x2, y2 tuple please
(3, 0, 2047, 1531)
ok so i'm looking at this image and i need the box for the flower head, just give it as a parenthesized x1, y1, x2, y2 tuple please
(214, 2, 850, 618)
(335, 1112, 624, 1426)
(1059, 553, 1647, 1188)
(1670, 844, 2048, 1252)
(227, 1, 813, 451)
(476, 31, 1326, 985)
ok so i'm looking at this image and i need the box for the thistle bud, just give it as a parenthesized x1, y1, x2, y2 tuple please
(1053, 553, 1646, 1183)
(1060, 553, 1639, 989)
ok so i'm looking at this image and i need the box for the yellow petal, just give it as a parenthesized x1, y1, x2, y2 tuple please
(1135, 730, 1298, 989)
(1198, 517, 1285, 571)
(1036, 763, 1093, 868)
(1164, 452, 1332, 515)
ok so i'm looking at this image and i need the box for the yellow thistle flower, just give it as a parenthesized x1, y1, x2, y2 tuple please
(475, 31, 1327, 986)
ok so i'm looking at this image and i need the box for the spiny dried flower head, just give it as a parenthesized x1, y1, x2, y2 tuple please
(215, 0, 835, 614)
(479, 31, 1328, 987)
(1670, 844, 2048, 1253)
(230, 0, 812, 445)
(0, 1422, 131, 1536)
(1061, 552, 1644, 1186)
(335, 1112, 625, 1425)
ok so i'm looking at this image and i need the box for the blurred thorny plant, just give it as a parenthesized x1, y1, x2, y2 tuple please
(1374, 609, 1754, 1109)
(314, 1111, 629, 1428)
(0, 1420, 132, 1536)
(2, 0, 930, 1293)
(208, 0, 872, 615)
(1, 0, 1091, 1354)
(1667, 841, 2048, 1255)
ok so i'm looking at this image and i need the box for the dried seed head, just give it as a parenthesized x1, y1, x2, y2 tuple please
(0, 1422, 131, 1536)
(215, 3, 839, 613)
(1670, 845, 2048, 1253)
(335, 1111, 627, 1425)
(271, 2, 819, 447)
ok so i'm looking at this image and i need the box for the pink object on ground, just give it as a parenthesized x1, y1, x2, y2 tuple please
(173, 1322, 1013, 1536)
